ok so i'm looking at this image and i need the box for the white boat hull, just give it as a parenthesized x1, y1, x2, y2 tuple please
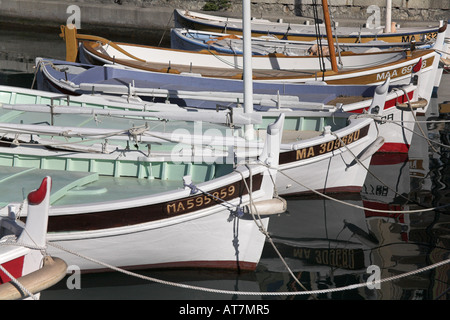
(47, 204, 268, 271)
(0, 156, 279, 272)
(276, 121, 379, 195)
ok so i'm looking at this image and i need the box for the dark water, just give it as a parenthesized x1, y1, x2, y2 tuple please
(0, 24, 449, 304)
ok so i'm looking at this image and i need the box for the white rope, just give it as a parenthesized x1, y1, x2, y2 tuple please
(277, 168, 450, 214)
(395, 87, 440, 153)
(0, 234, 47, 300)
(328, 128, 450, 214)
(0, 264, 38, 300)
(46, 240, 450, 297)
(235, 165, 316, 298)
(0, 239, 47, 252)
(41, 161, 450, 297)
(381, 117, 450, 151)
(43, 158, 450, 297)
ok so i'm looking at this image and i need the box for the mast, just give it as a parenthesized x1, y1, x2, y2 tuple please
(243, 0, 254, 140)
(321, 0, 338, 72)
(385, 0, 392, 32)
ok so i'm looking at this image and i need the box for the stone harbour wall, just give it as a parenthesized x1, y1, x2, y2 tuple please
(0, 0, 448, 33)
(242, 0, 449, 22)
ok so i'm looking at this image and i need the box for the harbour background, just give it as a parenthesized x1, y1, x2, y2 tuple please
(0, 0, 448, 33)
(0, 19, 449, 302)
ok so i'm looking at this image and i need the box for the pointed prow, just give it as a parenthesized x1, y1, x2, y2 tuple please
(258, 113, 285, 169)
(17, 177, 52, 248)
(368, 77, 390, 116)
(60, 25, 79, 62)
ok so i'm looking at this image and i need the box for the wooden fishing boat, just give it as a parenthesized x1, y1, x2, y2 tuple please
(0, 105, 286, 271)
(0, 177, 67, 299)
(170, 28, 429, 56)
(69, 25, 410, 72)
(0, 83, 382, 197)
(5, 1, 284, 271)
(174, 8, 445, 44)
(61, 24, 445, 86)
(261, 154, 411, 275)
(35, 57, 430, 153)
(61, 26, 445, 84)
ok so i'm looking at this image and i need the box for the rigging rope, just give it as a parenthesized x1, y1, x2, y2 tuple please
(312, 0, 326, 79)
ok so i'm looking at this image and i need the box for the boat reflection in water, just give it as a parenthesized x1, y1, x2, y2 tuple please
(40, 145, 448, 300)
(259, 195, 375, 300)
(42, 141, 450, 300)
(258, 144, 448, 300)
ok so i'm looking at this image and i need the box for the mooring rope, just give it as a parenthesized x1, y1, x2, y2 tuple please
(0, 234, 49, 300)
(394, 87, 440, 153)
(235, 165, 316, 298)
(277, 168, 450, 215)
(184, 163, 294, 280)
(381, 117, 450, 152)
(0, 263, 38, 300)
(46, 240, 450, 297)
(44, 156, 450, 297)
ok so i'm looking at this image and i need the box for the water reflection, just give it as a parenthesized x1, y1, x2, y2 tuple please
(0, 26, 448, 300)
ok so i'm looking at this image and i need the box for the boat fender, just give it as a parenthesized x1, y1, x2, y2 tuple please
(0, 256, 67, 300)
(244, 197, 287, 216)
(441, 57, 450, 67)
(396, 98, 428, 110)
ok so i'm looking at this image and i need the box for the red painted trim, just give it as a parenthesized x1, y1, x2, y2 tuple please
(363, 201, 409, 242)
(413, 58, 423, 72)
(0, 256, 24, 284)
(28, 177, 49, 205)
(370, 152, 409, 165)
(363, 201, 406, 221)
(384, 90, 415, 110)
(377, 142, 410, 153)
(350, 90, 415, 114)
(137, 260, 257, 271)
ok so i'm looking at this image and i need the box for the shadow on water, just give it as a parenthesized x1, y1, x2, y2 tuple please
(0, 26, 448, 301)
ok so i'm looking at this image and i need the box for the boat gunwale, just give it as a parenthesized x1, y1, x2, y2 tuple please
(80, 39, 436, 83)
(174, 9, 442, 40)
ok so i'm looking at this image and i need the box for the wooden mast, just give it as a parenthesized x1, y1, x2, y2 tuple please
(321, 0, 338, 72)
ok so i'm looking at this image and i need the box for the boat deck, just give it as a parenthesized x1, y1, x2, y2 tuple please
(82, 42, 321, 80)
(0, 165, 185, 208)
(111, 57, 319, 80)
